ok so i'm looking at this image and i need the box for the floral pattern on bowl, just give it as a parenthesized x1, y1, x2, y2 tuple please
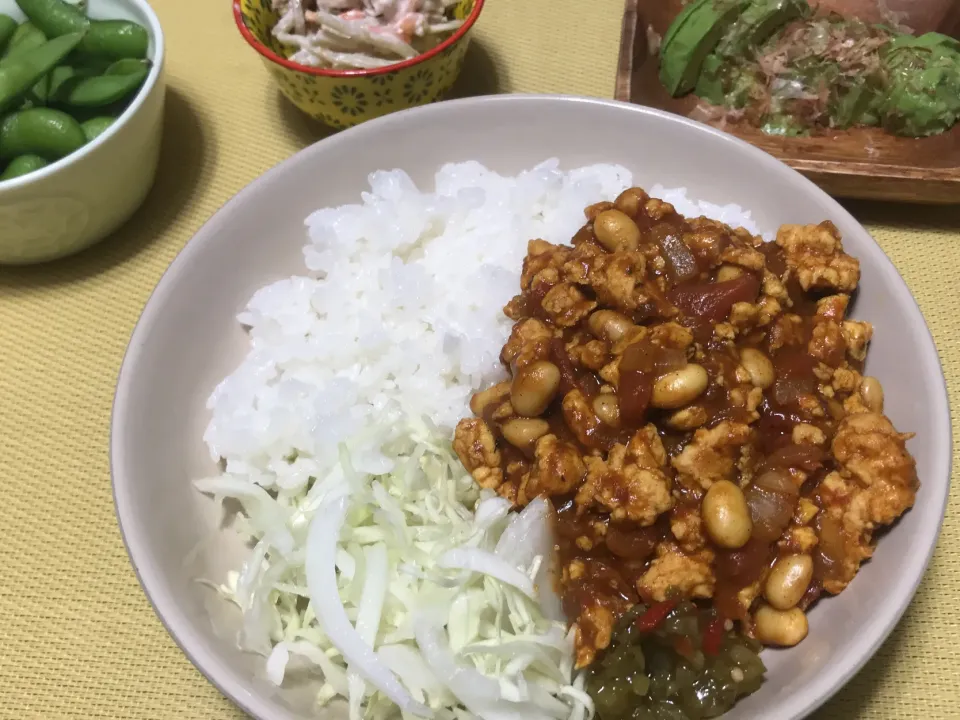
(234, 0, 480, 129)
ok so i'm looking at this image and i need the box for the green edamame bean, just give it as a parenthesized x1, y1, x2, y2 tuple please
(79, 114, 112, 141)
(83, 21, 148, 60)
(29, 73, 49, 105)
(52, 61, 146, 106)
(24, 52, 78, 107)
(20, 32, 79, 106)
(0, 15, 18, 55)
(105, 58, 147, 75)
(48, 63, 74, 93)
(15, 0, 86, 37)
(0, 31, 84, 112)
(31, 63, 74, 104)
(62, 96, 124, 123)
(0, 152, 48, 179)
(2, 22, 46, 63)
(0, 107, 86, 159)
(64, 50, 108, 73)
(16, 0, 148, 59)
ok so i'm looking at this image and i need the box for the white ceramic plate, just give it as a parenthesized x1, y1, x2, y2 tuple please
(111, 95, 952, 720)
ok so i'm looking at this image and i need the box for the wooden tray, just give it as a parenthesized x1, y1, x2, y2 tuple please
(615, 0, 960, 203)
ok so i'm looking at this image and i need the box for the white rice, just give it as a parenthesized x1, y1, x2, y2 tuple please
(203, 159, 765, 491)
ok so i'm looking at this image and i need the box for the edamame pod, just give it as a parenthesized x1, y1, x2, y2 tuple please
(0, 14, 18, 55)
(2, 21, 47, 63)
(49, 63, 75, 91)
(29, 73, 49, 105)
(64, 96, 126, 123)
(15, 0, 86, 37)
(52, 59, 147, 106)
(27, 48, 78, 106)
(104, 57, 147, 75)
(0, 31, 84, 112)
(0, 152, 48, 179)
(64, 50, 109, 72)
(16, 0, 148, 59)
(29, 60, 83, 108)
(80, 114, 112, 141)
(82, 21, 148, 60)
(0, 107, 86, 159)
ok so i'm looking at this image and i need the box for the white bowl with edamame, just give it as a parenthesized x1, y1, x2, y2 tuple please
(112, 95, 952, 720)
(0, 0, 163, 264)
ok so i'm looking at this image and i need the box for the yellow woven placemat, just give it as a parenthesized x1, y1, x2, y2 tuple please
(0, 1, 956, 718)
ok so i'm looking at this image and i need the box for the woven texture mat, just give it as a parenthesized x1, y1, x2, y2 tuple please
(0, 0, 957, 718)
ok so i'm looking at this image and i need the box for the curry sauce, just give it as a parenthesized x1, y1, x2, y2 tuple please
(453, 186, 919, 672)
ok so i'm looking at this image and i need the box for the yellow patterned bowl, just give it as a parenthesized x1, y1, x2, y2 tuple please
(233, 0, 483, 129)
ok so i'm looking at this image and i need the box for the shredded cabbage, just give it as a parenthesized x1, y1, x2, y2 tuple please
(196, 418, 591, 720)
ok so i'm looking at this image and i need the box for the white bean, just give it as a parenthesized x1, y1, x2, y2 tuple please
(594, 209, 640, 252)
(614, 187, 648, 217)
(587, 310, 635, 342)
(860, 376, 884, 413)
(510, 361, 561, 417)
(501, 418, 550, 450)
(469, 381, 510, 415)
(740, 348, 775, 389)
(754, 605, 808, 647)
(651, 364, 708, 409)
(593, 394, 620, 427)
(702, 480, 752, 549)
(764, 554, 814, 610)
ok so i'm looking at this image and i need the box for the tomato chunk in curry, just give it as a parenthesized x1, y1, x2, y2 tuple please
(453, 187, 919, 670)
